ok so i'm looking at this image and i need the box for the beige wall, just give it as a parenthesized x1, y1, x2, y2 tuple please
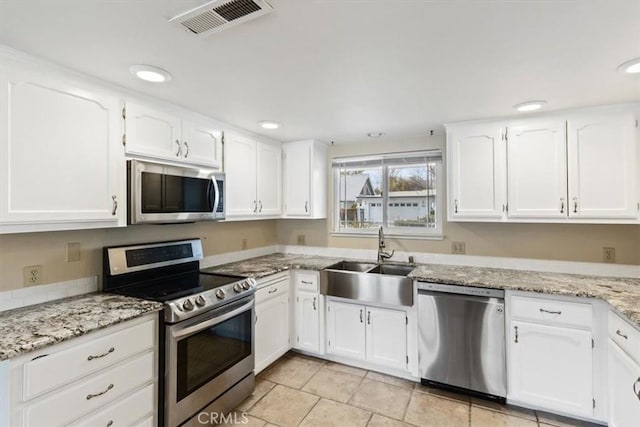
(277, 135, 640, 265)
(0, 221, 278, 292)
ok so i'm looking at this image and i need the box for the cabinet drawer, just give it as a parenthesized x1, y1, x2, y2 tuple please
(511, 296, 592, 328)
(256, 279, 289, 304)
(23, 351, 155, 427)
(609, 310, 640, 365)
(295, 271, 318, 293)
(23, 318, 155, 401)
(69, 383, 155, 427)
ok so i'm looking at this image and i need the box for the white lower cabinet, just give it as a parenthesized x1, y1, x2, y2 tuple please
(326, 300, 408, 371)
(294, 291, 321, 354)
(609, 340, 640, 427)
(255, 274, 290, 374)
(8, 314, 157, 427)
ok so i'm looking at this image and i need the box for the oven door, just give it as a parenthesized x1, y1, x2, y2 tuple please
(165, 296, 254, 427)
(128, 159, 224, 224)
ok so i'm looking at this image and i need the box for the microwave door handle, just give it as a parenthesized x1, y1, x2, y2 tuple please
(211, 177, 220, 213)
(206, 179, 215, 212)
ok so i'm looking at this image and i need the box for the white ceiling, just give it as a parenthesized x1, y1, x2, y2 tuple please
(0, 0, 639, 143)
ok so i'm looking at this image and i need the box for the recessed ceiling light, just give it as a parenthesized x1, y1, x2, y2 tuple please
(617, 57, 640, 74)
(129, 65, 172, 83)
(513, 100, 547, 112)
(367, 132, 384, 138)
(258, 120, 280, 130)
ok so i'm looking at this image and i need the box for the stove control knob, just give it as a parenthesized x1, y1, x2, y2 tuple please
(241, 281, 251, 290)
(182, 299, 194, 311)
(215, 289, 226, 300)
(195, 295, 206, 307)
(233, 283, 242, 293)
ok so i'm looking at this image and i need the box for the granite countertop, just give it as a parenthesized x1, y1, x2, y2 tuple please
(0, 293, 163, 361)
(207, 253, 640, 328)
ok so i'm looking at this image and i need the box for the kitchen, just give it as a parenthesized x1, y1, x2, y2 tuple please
(0, 1, 639, 426)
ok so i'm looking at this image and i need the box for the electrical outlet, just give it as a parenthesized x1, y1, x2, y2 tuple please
(603, 247, 616, 263)
(452, 242, 466, 255)
(23, 265, 42, 286)
(66, 242, 81, 262)
(241, 238, 248, 251)
(297, 234, 306, 245)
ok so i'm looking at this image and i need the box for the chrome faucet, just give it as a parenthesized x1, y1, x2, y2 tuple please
(377, 226, 395, 263)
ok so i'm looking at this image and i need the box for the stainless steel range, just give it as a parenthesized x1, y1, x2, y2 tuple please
(103, 239, 256, 427)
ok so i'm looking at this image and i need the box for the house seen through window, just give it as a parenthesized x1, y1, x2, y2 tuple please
(333, 150, 442, 237)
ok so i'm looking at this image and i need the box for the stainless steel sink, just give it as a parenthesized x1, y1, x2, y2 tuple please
(320, 261, 414, 306)
(367, 264, 414, 277)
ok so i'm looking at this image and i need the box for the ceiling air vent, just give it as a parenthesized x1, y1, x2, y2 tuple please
(169, 0, 273, 36)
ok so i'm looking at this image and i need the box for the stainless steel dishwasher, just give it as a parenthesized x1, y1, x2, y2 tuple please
(417, 282, 506, 402)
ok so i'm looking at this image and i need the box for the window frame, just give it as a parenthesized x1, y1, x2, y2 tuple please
(331, 151, 444, 239)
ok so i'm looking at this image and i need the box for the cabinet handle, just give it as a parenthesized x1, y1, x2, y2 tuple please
(305, 201, 309, 213)
(268, 288, 278, 294)
(106, 421, 113, 427)
(616, 329, 629, 340)
(360, 309, 363, 323)
(312, 297, 316, 310)
(539, 308, 562, 315)
(633, 378, 640, 400)
(514, 326, 519, 343)
(454, 199, 458, 214)
(560, 197, 565, 214)
(253, 200, 257, 213)
(255, 314, 258, 324)
(175, 139, 182, 157)
(367, 311, 371, 325)
(86, 383, 114, 400)
(87, 347, 115, 361)
(301, 280, 313, 285)
(183, 141, 189, 158)
(111, 195, 118, 216)
(573, 197, 578, 213)
(259, 200, 263, 213)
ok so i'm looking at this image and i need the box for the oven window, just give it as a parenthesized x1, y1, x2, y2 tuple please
(141, 172, 212, 213)
(176, 308, 252, 401)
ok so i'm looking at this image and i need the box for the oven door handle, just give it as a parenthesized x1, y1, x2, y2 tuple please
(171, 299, 253, 340)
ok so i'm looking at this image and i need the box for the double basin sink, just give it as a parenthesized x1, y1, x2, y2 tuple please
(319, 261, 415, 307)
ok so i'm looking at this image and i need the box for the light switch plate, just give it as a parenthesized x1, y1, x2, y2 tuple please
(452, 242, 466, 255)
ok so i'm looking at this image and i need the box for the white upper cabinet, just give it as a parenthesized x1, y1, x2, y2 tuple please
(447, 104, 639, 224)
(0, 51, 125, 233)
(507, 120, 568, 219)
(283, 140, 328, 218)
(567, 111, 637, 219)
(447, 123, 506, 220)
(225, 131, 282, 218)
(125, 101, 222, 169)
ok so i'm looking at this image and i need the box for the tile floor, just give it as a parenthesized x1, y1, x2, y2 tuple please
(228, 352, 600, 427)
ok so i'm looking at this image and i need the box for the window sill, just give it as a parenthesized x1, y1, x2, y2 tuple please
(330, 231, 444, 241)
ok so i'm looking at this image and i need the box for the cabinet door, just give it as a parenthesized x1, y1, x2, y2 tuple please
(509, 321, 593, 417)
(366, 306, 407, 370)
(326, 301, 366, 361)
(125, 100, 181, 161)
(507, 121, 568, 218)
(256, 142, 282, 216)
(255, 293, 289, 374)
(295, 292, 321, 353)
(0, 56, 124, 229)
(224, 132, 257, 216)
(567, 112, 637, 218)
(609, 340, 640, 427)
(447, 124, 506, 220)
(181, 120, 222, 169)
(283, 143, 312, 216)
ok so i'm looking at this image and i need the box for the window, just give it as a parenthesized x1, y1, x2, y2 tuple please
(333, 150, 442, 237)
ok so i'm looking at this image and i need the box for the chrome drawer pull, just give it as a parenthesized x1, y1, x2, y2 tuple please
(86, 383, 114, 400)
(106, 421, 113, 427)
(301, 280, 313, 285)
(633, 378, 640, 399)
(539, 308, 562, 315)
(268, 288, 278, 294)
(87, 347, 115, 361)
(617, 329, 629, 340)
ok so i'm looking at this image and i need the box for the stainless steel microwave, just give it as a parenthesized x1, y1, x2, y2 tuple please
(127, 159, 225, 224)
